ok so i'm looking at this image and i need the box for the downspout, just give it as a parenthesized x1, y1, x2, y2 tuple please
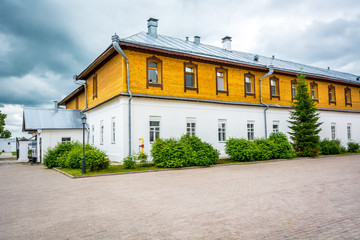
(74, 75, 89, 143)
(112, 34, 132, 156)
(260, 65, 274, 138)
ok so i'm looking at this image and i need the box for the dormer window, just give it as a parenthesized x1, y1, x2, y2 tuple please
(216, 67, 228, 95)
(310, 81, 319, 102)
(244, 72, 255, 97)
(328, 85, 336, 105)
(147, 56, 163, 89)
(184, 62, 198, 92)
(270, 76, 280, 99)
(345, 87, 352, 106)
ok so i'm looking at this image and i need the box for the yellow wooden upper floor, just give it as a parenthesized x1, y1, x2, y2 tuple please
(61, 47, 360, 112)
(60, 18, 360, 111)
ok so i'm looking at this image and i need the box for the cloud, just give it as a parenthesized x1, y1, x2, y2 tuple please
(255, 15, 360, 75)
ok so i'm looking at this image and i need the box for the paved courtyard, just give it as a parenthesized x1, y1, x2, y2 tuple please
(0, 155, 359, 239)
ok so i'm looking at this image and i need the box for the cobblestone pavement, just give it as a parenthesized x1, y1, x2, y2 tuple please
(0, 155, 359, 239)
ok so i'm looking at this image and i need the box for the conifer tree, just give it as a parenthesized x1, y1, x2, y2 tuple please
(288, 73, 322, 157)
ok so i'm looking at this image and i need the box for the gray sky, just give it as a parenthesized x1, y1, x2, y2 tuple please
(1, 0, 360, 137)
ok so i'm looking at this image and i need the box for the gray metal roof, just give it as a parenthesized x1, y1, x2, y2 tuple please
(121, 32, 359, 84)
(23, 108, 83, 131)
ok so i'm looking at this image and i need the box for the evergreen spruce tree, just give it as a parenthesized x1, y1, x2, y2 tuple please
(288, 73, 322, 157)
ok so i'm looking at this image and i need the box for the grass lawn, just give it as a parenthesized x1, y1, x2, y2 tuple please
(55, 151, 360, 177)
(57, 164, 162, 177)
(12, 152, 17, 156)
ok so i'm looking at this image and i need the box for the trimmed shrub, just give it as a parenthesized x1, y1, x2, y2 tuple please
(43, 141, 76, 168)
(347, 142, 360, 153)
(225, 138, 262, 162)
(320, 139, 341, 155)
(43, 141, 109, 171)
(151, 135, 219, 168)
(268, 132, 297, 159)
(123, 155, 136, 169)
(225, 132, 296, 162)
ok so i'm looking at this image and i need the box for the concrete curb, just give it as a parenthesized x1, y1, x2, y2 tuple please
(52, 153, 360, 179)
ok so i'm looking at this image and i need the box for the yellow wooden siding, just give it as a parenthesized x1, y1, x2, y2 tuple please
(86, 54, 124, 109)
(64, 49, 360, 111)
(65, 91, 86, 110)
(124, 50, 360, 111)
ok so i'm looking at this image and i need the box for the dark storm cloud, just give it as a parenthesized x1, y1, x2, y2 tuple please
(257, 15, 360, 75)
(0, 0, 88, 106)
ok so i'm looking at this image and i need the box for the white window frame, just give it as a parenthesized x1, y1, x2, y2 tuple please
(186, 117, 196, 136)
(111, 117, 116, 144)
(331, 123, 336, 140)
(347, 123, 352, 141)
(247, 121, 255, 140)
(100, 120, 104, 145)
(91, 125, 95, 145)
(218, 119, 226, 142)
(272, 120, 279, 133)
(149, 116, 161, 143)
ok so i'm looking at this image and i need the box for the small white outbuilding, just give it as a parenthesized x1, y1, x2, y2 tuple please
(22, 107, 87, 163)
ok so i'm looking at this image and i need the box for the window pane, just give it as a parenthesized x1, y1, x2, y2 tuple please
(148, 69, 158, 83)
(186, 74, 194, 87)
(217, 77, 224, 90)
(245, 76, 251, 83)
(148, 61, 158, 68)
(271, 86, 276, 95)
(217, 72, 223, 77)
(150, 121, 160, 127)
(150, 131, 154, 142)
(185, 67, 193, 73)
(271, 80, 275, 86)
(246, 83, 252, 93)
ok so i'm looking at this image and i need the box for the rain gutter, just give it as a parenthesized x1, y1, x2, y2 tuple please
(112, 34, 132, 156)
(260, 65, 274, 138)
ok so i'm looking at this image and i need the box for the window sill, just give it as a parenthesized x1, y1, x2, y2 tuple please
(148, 83, 163, 89)
(345, 102, 352, 106)
(93, 93, 97, 99)
(329, 101, 336, 105)
(271, 95, 280, 100)
(245, 92, 255, 98)
(217, 90, 229, 96)
(185, 87, 199, 93)
(312, 98, 319, 103)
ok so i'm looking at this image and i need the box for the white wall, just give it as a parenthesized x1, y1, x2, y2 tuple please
(37, 129, 84, 163)
(0, 138, 16, 152)
(86, 96, 360, 162)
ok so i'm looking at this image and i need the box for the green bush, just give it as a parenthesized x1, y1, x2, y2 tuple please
(43, 142, 76, 168)
(151, 135, 219, 168)
(268, 132, 297, 159)
(347, 142, 360, 153)
(43, 142, 109, 171)
(320, 139, 341, 155)
(225, 138, 261, 162)
(123, 155, 136, 169)
(225, 133, 296, 162)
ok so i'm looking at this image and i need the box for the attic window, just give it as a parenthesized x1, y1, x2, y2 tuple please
(254, 55, 259, 62)
(146, 56, 163, 89)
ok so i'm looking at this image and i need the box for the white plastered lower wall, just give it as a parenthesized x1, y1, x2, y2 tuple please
(85, 96, 360, 162)
(37, 129, 84, 163)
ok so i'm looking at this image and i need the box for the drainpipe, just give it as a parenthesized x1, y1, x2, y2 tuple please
(112, 34, 132, 156)
(74, 75, 89, 143)
(260, 65, 274, 138)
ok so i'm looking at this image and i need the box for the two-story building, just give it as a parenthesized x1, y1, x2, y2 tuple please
(60, 18, 360, 162)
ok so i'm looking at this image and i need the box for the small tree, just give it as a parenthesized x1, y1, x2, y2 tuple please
(0, 111, 11, 138)
(288, 73, 322, 157)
